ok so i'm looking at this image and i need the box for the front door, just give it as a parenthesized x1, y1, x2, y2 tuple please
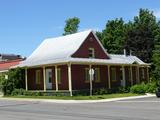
(46, 69, 52, 90)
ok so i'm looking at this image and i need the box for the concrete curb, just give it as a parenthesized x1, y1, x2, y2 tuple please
(0, 94, 156, 104)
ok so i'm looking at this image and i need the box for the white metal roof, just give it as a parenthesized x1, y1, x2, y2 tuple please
(16, 30, 148, 68)
(109, 54, 147, 65)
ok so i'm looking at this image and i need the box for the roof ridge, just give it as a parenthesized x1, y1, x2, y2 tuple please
(44, 29, 92, 42)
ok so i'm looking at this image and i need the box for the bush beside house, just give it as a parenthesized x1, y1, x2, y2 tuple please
(0, 68, 25, 95)
(130, 82, 157, 94)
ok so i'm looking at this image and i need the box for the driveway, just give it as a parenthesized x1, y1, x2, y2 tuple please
(0, 96, 160, 120)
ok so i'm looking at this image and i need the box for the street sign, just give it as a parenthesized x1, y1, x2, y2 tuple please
(89, 69, 94, 81)
(5, 75, 8, 80)
(89, 68, 94, 75)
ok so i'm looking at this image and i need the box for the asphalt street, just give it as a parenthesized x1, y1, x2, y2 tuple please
(0, 97, 160, 120)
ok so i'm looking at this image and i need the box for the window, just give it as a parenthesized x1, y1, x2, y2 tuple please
(85, 68, 90, 83)
(142, 68, 145, 79)
(120, 68, 123, 81)
(95, 68, 100, 82)
(48, 70, 52, 83)
(88, 48, 95, 58)
(36, 70, 41, 84)
(111, 67, 116, 81)
(57, 68, 61, 84)
(128, 67, 131, 81)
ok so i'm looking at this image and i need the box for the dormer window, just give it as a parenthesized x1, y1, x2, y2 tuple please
(88, 48, 95, 58)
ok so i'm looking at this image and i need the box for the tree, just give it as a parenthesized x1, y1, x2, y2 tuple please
(125, 9, 159, 63)
(63, 17, 80, 35)
(152, 24, 160, 82)
(97, 18, 127, 54)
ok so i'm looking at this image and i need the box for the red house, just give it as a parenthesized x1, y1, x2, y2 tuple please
(17, 30, 149, 96)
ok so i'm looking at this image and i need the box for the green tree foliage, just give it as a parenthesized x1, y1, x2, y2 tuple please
(63, 17, 80, 35)
(0, 68, 25, 95)
(152, 30, 160, 82)
(125, 9, 159, 63)
(97, 18, 127, 54)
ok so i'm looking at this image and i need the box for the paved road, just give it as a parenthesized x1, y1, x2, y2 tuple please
(0, 97, 160, 120)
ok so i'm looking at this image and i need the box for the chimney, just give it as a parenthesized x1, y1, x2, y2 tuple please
(123, 49, 126, 56)
(130, 50, 132, 56)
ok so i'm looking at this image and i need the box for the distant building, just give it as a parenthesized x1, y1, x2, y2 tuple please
(0, 54, 24, 73)
(0, 54, 22, 62)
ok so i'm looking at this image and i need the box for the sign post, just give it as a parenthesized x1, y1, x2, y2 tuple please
(89, 68, 94, 96)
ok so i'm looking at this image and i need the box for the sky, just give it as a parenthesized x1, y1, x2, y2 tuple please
(0, 0, 160, 57)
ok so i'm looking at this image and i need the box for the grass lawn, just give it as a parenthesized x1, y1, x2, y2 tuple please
(5, 93, 140, 100)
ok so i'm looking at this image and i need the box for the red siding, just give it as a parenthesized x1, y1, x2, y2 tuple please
(132, 66, 137, 85)
(110, 66, 121, 88)
(72, 33, 109, 59)
(27, 65, 69, 90)
(92, 65, 108, 89)
(71, 65, 108, 90)
(71, 65, 89, 90)
(27, 68, 44, 90)
(125, 66, 131, 86)
(58, 65, 69, 90)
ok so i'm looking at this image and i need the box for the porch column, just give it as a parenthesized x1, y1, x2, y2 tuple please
(108, 65, 111, 89)
(55, 65, 58, 91)
(25, 68, 28, 91)
(68, 63, 72, 96)
(130, 66, 133, 86)
(137, 66, 140, 84)
(122, 65, 126, 87)
(147, 67, 149, 82)
(43, 66, 46, 92)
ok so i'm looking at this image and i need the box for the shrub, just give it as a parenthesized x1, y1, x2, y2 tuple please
(118, 86, 130, 93)
(130, 83, 146, 94)
(145, 82, 157, 93)
(130, 82, 157, 94)
(93, 88, 107, 95)
(11, 88, 25, 96)
(0, 68, 25, 95)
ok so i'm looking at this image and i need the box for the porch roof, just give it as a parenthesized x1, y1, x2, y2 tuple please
(15, 55, 148, 68)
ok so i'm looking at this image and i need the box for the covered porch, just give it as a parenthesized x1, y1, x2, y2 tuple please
(24, 61, 149, 96)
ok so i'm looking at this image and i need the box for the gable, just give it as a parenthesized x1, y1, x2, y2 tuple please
(71, 32, 109, 59)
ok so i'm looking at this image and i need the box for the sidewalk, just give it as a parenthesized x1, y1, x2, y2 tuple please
(0, 94, 156, 104)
